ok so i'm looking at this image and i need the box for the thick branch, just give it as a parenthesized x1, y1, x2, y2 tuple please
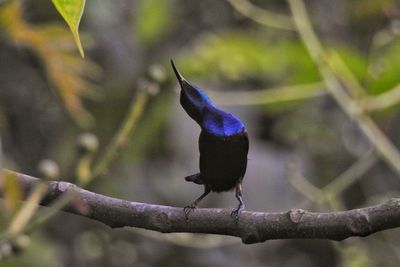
(2, 170, 400, 244)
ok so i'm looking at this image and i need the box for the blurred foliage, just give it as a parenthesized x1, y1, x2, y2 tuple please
(0, 1, 99, 128)
(134, 0, 172, 44)
(7, 179, 48, 236)
(51, 0, 86, 57)
(341, 244, 376, 267)
(0, 231, 59, 267)
(74, 230, 104, 262)
(367, 40, 400, 95)
(349, 0, 395, 21)
(273, 106, 339, 154)
(120, 92, 171, 164)
(177, 26, 400, 112)
(178, 32, 367, 86)
(3, 171, 22, 217)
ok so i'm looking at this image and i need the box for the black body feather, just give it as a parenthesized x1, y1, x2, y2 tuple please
(199, 131, 249, 192)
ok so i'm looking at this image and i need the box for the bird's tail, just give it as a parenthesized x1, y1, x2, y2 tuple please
(184, 173, 203, 185)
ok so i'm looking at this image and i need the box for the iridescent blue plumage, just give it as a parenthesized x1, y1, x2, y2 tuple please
(202, 107, 245, 137)
(171, 60, 245, 137)
(171, 60, 249, 220)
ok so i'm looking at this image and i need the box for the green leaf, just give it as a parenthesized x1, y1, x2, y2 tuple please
(135, 0, 172, 44)
(51, 0, 86, 57)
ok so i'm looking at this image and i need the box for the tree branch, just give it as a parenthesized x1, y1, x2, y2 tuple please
(2, 170, 400, 244)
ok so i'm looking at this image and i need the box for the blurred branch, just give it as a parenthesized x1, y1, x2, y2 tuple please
(323, 150, 378, 197)
(326, 51, 366, 98)
(286, 159, 324, 203)
(6, 181, 48, 236)
(362, 83, 400, 111)
(91, 90, 149, 181)
(325, 52, 400, 111)
(288, 0, 400, 177)
(209, 82, 326, 106)
(287, 150, 378, 208)
(26, 190, 76, 233)
(226, 0, 295, 31)
(3, 170, 400, 244)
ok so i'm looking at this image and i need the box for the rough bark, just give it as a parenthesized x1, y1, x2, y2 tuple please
(2, 170, 400, 244)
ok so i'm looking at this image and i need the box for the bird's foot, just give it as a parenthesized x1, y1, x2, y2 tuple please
(231, 206, 244, 222)
(184, 204, 196, 220)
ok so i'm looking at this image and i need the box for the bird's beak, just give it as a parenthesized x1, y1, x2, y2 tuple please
(171, 59, 200, 98)
(171, 59, 185, 86)
(171, 59, 214, 126)
(170, 59, 200, 97)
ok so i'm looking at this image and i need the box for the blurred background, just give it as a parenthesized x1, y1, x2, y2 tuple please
(1, 0, 400, 266)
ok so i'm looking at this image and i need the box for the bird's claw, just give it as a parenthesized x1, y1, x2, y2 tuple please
(184, 204, 196, 220)
(231, 206, 243, 222)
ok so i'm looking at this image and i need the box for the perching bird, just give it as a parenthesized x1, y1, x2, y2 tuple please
(171, 60, 249, 219)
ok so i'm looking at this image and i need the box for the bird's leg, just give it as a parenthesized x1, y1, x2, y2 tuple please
(184, 186, 211, 219)
(231, 182, 244, 221)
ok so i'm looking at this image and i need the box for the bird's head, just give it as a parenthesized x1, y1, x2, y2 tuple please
(171, 59, 246, 137)
(171, 60, 213, 125)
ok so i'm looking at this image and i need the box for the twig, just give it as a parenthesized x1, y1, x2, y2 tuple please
(362, 83, 400, 111)
(91, 90, 149, 180)
(325, 51, 366, 98)
(209, 82, 326, 106)
(287, 150, 377, 210)
(6, 181, 48, 236)
(323, 150, 378, 196)
(2, 170, 400, 244)
(286, 159, 324, 202)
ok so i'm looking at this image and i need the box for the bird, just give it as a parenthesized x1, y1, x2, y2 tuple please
(171, 59, 249, 220)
